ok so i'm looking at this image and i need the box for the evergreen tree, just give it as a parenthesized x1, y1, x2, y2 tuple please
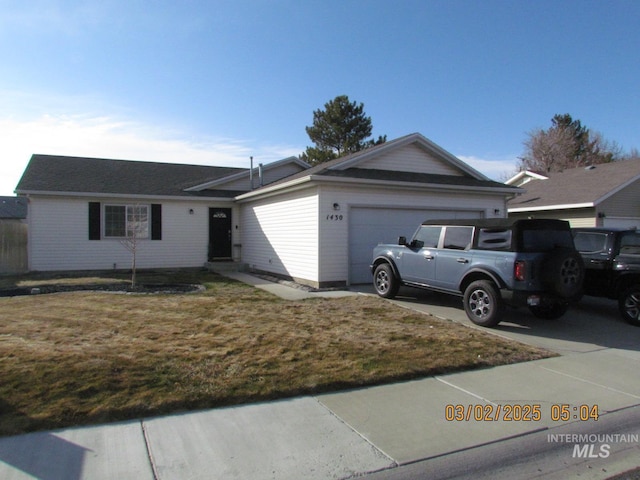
(300, 95, 386, 165)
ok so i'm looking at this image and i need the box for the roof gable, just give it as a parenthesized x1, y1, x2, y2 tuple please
(185, 156, 310, 192)
(508, 160, 640, 211)
(327, 133, 489, 179)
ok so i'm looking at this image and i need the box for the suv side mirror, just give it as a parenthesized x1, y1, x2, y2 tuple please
(398, 236, 407, 246)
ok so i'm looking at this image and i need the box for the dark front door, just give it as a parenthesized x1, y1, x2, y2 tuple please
(209, 208, 232, 260)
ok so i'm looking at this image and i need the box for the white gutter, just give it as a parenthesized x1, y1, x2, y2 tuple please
(15, 190, 236, 203)
(508, 202, 594, 213)
(235, 174, 521, 202)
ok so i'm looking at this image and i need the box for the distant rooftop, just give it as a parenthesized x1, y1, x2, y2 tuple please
(0, 197, 27, 219)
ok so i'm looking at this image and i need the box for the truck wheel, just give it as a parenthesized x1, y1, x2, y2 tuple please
(619, 286, 640, 326)
(373, 263, 399, 299)
(529, 302, 568, 320)
(542, 250, 584, 298)
(463, 280, 503, 327)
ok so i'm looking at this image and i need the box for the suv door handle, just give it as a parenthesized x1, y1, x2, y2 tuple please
(424, 255, 434, 260)
(457, 258, 469, 264)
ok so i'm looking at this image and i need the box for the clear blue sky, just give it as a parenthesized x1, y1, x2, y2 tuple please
(1, 0, 638, 195)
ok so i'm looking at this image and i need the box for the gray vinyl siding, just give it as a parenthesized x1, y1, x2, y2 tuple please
(599, 181, 640, 219)
(357, 144, 463, 176)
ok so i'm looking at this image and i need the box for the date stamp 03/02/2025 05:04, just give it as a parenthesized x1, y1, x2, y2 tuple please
(444, 404, 600, 423)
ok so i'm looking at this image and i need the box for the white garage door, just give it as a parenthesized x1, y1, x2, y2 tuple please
(349, 207, 482, 284)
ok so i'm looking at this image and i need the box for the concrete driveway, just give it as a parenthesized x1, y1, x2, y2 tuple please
(355, 284, 640, 356)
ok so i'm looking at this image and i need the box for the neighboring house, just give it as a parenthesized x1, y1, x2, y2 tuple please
(15, 133, 520, 287)
(0, 196, 28, 274)
(507, 160, 640, 228)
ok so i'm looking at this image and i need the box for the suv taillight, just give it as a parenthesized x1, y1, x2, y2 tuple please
(514, 260, 526, 281)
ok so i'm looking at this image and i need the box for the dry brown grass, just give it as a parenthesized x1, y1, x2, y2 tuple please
(0, 271, 552, 436)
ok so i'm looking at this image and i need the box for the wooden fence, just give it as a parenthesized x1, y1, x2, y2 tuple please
(0, 220, 27, 274)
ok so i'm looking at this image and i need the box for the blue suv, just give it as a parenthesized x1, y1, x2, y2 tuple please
(371, 218, 584, 327)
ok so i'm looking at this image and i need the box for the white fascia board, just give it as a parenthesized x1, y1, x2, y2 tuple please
(15, 190, 235, 203)
(508, 202, 594, 213)
(234, 176, 314, 201)
(312, 175, 520, 194)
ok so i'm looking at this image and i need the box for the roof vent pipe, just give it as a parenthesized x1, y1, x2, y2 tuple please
(259, 163, 264, 187)
(250, 156, 254, 190)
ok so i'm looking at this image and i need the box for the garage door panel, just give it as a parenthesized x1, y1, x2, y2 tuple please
(349, 208, 481, 284)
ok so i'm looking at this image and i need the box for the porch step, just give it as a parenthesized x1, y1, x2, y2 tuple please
(204, 261, 245, 274)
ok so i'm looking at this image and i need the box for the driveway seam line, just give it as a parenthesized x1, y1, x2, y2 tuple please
(434, 377, 498, 405)
(539, 366, 640, 400)
(140, 420, 160, 480)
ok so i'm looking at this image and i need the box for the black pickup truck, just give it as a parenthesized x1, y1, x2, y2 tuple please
(573, 227, 640, 325)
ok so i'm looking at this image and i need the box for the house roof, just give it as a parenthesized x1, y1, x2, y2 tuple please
(15, 154, 249, 198)
(237, 133, 519, 200)
(508, 160, 640, 212)
(0, 196, 27, 219)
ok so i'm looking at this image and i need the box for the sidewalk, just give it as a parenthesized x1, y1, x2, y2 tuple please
(1, 274, 640, 479)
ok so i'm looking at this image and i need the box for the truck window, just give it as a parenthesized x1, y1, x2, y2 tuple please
(620, 232, 640, 256)
(477, 228, 512, 250)
(413, 226, 442, 248)
(574, 232, 608, 253)
(442, 226, 473, 250)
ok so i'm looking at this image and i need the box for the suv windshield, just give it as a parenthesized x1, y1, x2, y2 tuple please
(521, 228, 575, 252)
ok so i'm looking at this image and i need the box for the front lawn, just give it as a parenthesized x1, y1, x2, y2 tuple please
(0, 271, 552, 436)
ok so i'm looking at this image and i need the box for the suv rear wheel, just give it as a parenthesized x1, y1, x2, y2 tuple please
(619, 285, 640, 326)
(373, 263, 399, 299)
(463, 280, 503, 327)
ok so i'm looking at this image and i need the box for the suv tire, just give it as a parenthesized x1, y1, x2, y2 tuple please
(542, 250, 584, 298)
(619, 285, 640, 326)
(463, 280, 503, 327)
(373, 263, 399, 299)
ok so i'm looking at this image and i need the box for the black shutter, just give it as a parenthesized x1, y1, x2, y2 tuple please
(89, 202, 101, 240)
(151, 204, 162, 240)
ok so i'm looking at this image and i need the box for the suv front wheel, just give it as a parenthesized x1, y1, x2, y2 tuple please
(463, 280, 503, 327)
(373, 263, 399, 299)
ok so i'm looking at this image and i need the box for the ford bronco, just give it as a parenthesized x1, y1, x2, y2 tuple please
(371, 218, 584, 327)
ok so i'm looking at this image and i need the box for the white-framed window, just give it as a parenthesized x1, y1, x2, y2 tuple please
(104, 204, 149, 239)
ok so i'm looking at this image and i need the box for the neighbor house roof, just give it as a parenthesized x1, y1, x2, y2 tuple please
(0, 196, 27, 219)
(237, 133, 519, 200)
(508, 160, 640, 213)
(15, 155, 249, 199)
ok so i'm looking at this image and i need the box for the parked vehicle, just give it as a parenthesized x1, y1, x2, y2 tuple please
(572, 227, 640, 326)
(371, 218, 584, 327)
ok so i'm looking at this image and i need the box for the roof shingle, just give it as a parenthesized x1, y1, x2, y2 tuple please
(508, 160, 640, 210)
(16, 155, 248, 198)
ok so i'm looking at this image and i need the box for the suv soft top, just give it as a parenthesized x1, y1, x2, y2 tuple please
(420, 218, 570, 229)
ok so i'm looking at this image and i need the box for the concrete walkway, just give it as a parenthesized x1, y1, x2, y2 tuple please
(1, 274, 639, 479)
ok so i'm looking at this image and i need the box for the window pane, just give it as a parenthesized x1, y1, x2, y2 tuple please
(127, 205, 149, 238)
(443, 226, 473, 250)
(105, 205, 126, 237)
(574, 232, 607, 253)
(413, 226, 442, 248)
